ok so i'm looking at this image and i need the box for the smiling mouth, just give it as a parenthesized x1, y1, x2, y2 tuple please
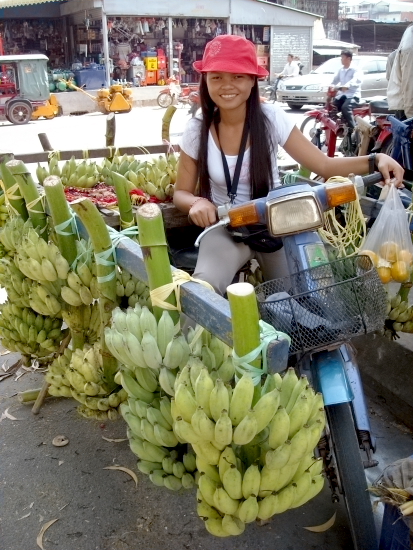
(220, 94, 237, 99)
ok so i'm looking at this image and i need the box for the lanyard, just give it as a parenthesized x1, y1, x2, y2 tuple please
(214, 118, 250, 204)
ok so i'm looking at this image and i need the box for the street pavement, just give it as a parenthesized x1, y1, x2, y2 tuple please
(0, 105, 412, 550)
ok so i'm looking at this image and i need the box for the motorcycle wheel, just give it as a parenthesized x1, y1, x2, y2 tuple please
(300, 116, 326, 149)
(157, 92, 173, 108)
(326, 402, 378, 550)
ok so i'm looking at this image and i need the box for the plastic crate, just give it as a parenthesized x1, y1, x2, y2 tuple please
(74, 67, 106, 90)
(379, 504, 412, 550)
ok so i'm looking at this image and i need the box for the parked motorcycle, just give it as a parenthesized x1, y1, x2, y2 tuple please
(157, 77, 199, 109)
(300, 87, 371, 157)
(193, 171, 387, 550)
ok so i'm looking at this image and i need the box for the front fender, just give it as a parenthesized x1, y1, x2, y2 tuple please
(311, 349, 354, 405)
(305, 110, 323, 119)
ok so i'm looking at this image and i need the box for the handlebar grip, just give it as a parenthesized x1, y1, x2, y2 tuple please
(361, 172, 384, 187)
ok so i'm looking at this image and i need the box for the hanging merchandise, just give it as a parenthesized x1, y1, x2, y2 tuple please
(183, 19, 188, 30)
(263, 27, 270, 42)
(142, 19, 150, 33)
(195, 20, 200, 33)
(252, 26, 255, 42)
(246, 26, 251, 39)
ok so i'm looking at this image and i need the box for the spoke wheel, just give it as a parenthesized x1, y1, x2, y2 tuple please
(326, 403, 378, 550)
(157, 92, 173, 108)
(300, 116, 327, 150)
(6, 101, 33, 125)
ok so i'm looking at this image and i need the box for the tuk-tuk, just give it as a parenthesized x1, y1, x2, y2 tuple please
(0, 54, 59, 125)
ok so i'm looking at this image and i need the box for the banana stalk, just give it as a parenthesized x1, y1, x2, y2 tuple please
(0, 161, 29, 220)
(111, 172, 134, 230)
(6, 160, 47, 238)
(43, 176, 78, 266)
(227, 282, 262, 370)
(17, 388, 44, 403)
(136, 202, 178, 323)
(70, 199, 118, 390)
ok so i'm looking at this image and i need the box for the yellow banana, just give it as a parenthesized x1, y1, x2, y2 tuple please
(174, 416, 201, 444)
(288, 395, 312, 439)
(175, 383, 197, 422)
(197, 500, 222, 520)
(214, 409, 233, 447)
(209, 378, 230, 422)
(141, 330, 162, 370)
(156, 310, 175, 357)
(194, 368, 214, 418)
(229, 373, 254, 426)
(153, 423, 178, 447)
(268, 406, 290, 450)
(204, 517, 231, 537)
(217, 356, 235, 383)
(139, 306, 158, 339)
(159, 367, 176, 396)
(121, 371, 154, 403)
(285, 375, 308, 413)
(198, 473, 219, 507)
(221, 514, 245, 536)
(218, 447, 237, 480)
(289, 425, 311, 464)
(253, 388, 280, 433)
(232, 410, 258, 445)
(265, 441, 292, 470)
(196, 456, 221, 483)
(279, 367, 299, 408)
(237, 495, 259, 523)
(213, 486, 239, 515)
(163, 334, 190, 369)
(61, 286, 82, 306)
(290, 471, 313, 508)
(222, 465, 243, 500)
(191, 406, 215, 441)
(242, 464, 261, 499)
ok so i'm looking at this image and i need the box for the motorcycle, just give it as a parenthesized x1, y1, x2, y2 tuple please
(157, 77, 199, 109)
(300, 87, 371, 157)
(193, 171, 387, 550)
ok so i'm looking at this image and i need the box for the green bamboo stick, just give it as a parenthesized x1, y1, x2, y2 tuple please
(0, 161, 29, 220)
(6, 160, 47, 238)
(227, 282, 262, 370)
(111, 171, 134, 230)
(43, 175, 78, 266)
(162, 105, 177, 143)
(70, 198, 118, 390)
(136, 202, 178, 323)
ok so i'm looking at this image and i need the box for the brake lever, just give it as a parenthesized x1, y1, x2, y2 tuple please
(194, 216, 230, 247)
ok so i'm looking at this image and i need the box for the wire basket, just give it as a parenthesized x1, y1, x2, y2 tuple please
(255, 255, 387, 355)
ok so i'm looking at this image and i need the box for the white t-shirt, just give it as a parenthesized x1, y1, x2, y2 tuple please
(180, 103, 296, 206)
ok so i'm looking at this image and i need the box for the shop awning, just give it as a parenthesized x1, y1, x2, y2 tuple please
(0, 0, 62, 7)
(313, 48, 344, 56)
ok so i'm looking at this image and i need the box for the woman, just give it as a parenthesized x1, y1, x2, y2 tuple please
(173, 35, 404, 295)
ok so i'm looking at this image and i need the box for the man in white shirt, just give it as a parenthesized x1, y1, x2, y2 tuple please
(331, 50, 363, 130)
(275, 54, 300, 79)
(387, 25, 413, 119)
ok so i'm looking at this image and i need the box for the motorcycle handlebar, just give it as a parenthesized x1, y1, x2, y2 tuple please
(360, 172, 385, 187)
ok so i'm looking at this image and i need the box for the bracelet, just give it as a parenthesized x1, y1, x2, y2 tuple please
(189, 197, 208, 213)
(368, 152, 377, 174)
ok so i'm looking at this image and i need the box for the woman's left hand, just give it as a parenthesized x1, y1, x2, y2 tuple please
(375, 153, 404, 187)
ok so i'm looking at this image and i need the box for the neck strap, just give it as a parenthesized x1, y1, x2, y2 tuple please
(214, 116, 250, 204)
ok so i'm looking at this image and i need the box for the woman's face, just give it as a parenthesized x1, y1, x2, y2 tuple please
(206, 72, 254, 111)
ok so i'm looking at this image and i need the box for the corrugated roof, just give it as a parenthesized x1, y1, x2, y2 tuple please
(0, 0, 61, 8)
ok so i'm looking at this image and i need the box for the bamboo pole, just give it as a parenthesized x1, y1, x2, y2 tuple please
(227, 282, 261, 370)
(70, 198, 118, 390)
(162, 105, 177, 144)
(0, 161, 29, 220)
(6, 160, 47, 237)
(111, 172, 134, 230)
(105, 113, 116, 147)
(136, 202, 178, 323)
(43, 175, 78, 265)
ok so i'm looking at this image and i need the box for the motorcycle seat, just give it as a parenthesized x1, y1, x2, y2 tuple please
(369, 99, 395, 115)
(356, 99, 368, 107)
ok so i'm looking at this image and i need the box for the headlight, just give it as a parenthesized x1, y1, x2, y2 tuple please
(304, 84, 320, 91)
(278, 82, 286, 91)
(320, 85, 330, 92)
(266, 192, 323, 236)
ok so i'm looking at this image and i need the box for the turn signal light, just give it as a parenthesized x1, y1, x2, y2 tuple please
(325, 183, 356, 208)
(228, 204, 260, 227)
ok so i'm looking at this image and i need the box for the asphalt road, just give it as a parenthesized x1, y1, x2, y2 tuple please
(0, 103, 310, 158)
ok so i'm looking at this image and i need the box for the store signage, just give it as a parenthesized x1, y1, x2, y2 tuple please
(263, 27, 270, 42)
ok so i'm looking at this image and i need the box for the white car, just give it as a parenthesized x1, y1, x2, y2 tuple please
(276, 55, 388, 110)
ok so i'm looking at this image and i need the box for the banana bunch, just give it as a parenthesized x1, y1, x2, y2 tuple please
(64, 342, 127, 420)
(119, 395, 197, 491)
(0, 192, 9, 227)
(0, 216, 31, 255)
(196, 445, 324, 536)
(386, 294, 413, 335)
(115, 269, 151, 309)
(0, 258, 32, 308)
(37, 156, 100, 188)
(46, 348, 73, 397)
(244, 265, 263, 288)
(99, 152, 179, 201)
(0, 303, 67, 357)
(59, 243, 98, 307)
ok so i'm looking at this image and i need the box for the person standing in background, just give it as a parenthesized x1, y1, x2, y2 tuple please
(387, 25, 413, 120)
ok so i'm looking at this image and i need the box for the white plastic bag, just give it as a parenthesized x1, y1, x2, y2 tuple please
(360, 185, 413, 284)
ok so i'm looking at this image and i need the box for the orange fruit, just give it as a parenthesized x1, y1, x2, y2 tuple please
(398, 249, 413, 266)
(391, 261, 410, 282)
(377, 266, 392, 284)
(359, 250, 379, 266)
(379, 241, 400, 263)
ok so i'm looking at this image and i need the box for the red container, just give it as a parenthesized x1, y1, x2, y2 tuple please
(157, 56, 167, 69)
(157, 69, 167, 85)
(157, 48, 165, 56)
(145, 70, 157, 85)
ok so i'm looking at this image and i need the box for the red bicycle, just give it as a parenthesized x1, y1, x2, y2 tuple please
(300, 87, 371, 157)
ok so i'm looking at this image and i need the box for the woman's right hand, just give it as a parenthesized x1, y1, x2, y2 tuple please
(188, 198, 217, 228)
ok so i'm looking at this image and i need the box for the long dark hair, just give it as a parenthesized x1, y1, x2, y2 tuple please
(197, 74, 274, 200)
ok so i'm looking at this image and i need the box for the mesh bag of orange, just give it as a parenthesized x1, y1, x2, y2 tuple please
(360, 185, 413, 285)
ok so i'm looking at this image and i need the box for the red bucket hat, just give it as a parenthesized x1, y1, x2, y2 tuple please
(193, 35, 269, 77)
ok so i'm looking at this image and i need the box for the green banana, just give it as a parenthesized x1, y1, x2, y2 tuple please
(229, 373, 254, 426)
